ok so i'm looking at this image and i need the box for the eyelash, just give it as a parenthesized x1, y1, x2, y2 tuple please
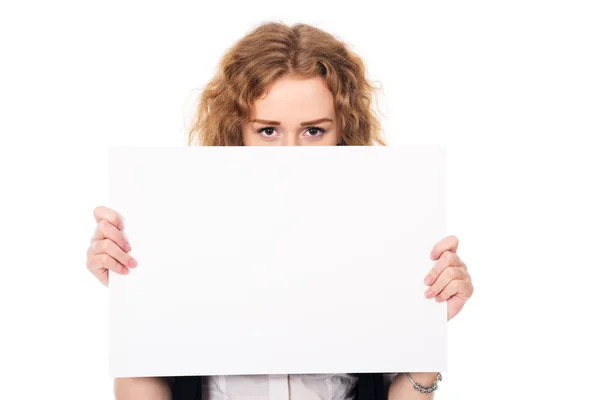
(256, 127, 279, 137)
(304, 127, 326, 137)
(256, 126, 326, 138)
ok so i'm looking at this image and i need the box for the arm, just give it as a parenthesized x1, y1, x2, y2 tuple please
(114, 377, 172, 400)
(388, 373, 439, 400)
(387, 235, 473, 398)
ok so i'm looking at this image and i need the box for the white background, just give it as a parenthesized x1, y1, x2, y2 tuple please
(0, 1, 598, 399)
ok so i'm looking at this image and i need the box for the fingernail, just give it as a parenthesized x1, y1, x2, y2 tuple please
(129, 258, 137, 268)
(125, 242, 131, 252)
(118, 221, 124, 230)
(425, 289, 434, 298)
(430, 251, 436, 259)
(424, 275, 434, 286)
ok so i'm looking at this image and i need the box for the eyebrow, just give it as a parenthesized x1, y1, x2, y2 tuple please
(250, 119, 280, 125)
(250, 118, 334, 126)
(300, 118, 333, 126)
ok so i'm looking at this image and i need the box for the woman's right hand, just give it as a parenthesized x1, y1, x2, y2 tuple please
(87, 205, 137, 286)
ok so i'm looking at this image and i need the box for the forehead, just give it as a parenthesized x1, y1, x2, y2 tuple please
(252, 75, 335, 119)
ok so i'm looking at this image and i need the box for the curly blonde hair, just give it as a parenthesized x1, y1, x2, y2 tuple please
(187, 22, 385, 146)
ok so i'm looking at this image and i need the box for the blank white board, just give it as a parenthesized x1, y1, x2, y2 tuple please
(108, 146, 447, 377)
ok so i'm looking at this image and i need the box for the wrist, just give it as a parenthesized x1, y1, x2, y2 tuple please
(405, 372, 438, 385)
(404, 372, 443, 395)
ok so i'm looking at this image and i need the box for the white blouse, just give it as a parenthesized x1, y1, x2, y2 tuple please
(201, 373, 398, 400)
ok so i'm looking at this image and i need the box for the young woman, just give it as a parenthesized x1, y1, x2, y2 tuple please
(87, 22, 474, 400)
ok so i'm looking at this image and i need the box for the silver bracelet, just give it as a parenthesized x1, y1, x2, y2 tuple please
(405, 372, 442, 394)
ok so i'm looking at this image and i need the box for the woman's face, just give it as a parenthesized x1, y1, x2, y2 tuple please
(242, 75, 341, 146)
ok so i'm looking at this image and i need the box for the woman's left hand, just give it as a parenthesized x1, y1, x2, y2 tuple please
(424, 235, 473, 321)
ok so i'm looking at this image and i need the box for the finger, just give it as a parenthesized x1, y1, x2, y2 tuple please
(87, 253, 130, 276)
(90, 239, 137, 269)
(447, 296, 467, 321)
(430, 235, 459, 260)
(96, 269, 109, 287)
(424, 266, 468, 299)
(436, 279, 473, 302)
(90, 220, 130, 252)
(424, 251, 464, 285)
(93, 205, 124, 230)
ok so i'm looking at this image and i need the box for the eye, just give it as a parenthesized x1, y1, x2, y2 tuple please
(257, 127, 280, 138)
(303, 127, 326, 138)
